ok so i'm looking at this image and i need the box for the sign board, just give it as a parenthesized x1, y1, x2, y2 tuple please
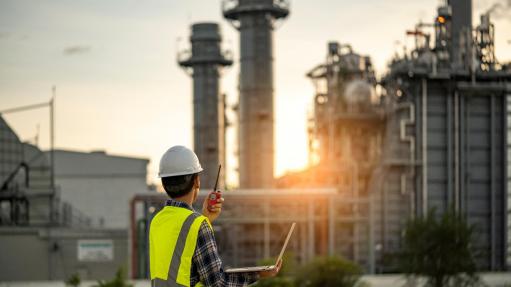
(77, 239, 114, 261)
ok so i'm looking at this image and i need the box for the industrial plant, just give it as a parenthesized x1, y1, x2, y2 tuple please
(130, 0, 511, 277)
(1, 0, 511, 285)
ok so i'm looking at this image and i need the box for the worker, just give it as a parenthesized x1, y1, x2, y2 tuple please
(150, 145, 281, 287)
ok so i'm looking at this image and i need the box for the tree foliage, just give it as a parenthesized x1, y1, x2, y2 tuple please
(396, 209, 481, 287)
(253, 276, 296, 287)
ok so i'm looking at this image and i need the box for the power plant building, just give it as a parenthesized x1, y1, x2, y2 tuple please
(378, 0, 510, 270)
(301, 0, 511, 272)
(0, 115, 148, 281)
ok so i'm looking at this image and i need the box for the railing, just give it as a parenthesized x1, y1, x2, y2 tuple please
(222, 0, 290, 13)
(176, 49, 191, 64)
(61, 201, 92, 227)
(1, 162, 29, 191)
(177, 48, 234, 65)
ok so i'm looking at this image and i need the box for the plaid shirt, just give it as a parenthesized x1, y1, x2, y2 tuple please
(165, 199, 259, 287)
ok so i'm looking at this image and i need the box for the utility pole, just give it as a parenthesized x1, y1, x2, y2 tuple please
(50, 86, 55, 223)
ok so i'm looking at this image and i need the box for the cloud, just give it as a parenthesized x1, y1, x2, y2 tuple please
(62, 45, 91, 56)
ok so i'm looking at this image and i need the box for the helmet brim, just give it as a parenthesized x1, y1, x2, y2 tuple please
(158, 167, 203, 178)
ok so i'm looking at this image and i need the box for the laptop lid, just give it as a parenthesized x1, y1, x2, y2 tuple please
(275, 222, 296, 265)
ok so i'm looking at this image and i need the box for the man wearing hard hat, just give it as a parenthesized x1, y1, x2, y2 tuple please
(149, 146, 281, 287)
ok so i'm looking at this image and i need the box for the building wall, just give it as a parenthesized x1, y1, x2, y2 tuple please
(0, 227, 128, 281)
(415, 80, 508, 270)
(51, 150, 148, 228)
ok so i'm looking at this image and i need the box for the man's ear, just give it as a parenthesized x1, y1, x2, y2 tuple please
(193, 175, 200, 202)
(194, 175, 200, 190)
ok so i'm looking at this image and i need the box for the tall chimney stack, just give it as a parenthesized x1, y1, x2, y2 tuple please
(448, 0, 472, 68)
(223, 0, 289, 188)
(178, 23, 232, 189)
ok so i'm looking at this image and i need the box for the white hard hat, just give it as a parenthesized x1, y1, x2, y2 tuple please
(158, 145, 203, 178)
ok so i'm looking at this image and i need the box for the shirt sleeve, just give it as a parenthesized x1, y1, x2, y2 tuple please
(192, 220, 259, 287)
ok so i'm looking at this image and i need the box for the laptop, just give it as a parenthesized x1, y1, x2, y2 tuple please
(225, 222, 296, 273)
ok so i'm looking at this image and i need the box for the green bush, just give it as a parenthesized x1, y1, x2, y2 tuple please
(65, 273, 81, 287)
(295, 256, 362, 287)
(94, 268, 132, 287)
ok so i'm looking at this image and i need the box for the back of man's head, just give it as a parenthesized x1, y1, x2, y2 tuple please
(158, 145, 203, 198)
(162, 173, 197, 198)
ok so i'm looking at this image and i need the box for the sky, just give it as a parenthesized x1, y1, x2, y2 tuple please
(1, 0, 510, 187)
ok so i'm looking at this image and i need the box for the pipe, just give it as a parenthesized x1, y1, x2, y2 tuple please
(50, 90, 55, 224)
(460, 93, 466, 215)
(398, 102, 416, 216)
(464, 95, 470, 216)
(368, 187, 375, 274)
(454, 90, 460, 212)
(503, 93, 509, 270)
(0, 101, 49, 114)
(422, 78, 428, 216)
(130, 197, 137, 278)
(263, 199, 270, 259)
(328, 196, 335, 256)
(308, 200, 315, 260)
(352, 161, 359, 263)
(490, 95, 496, 269)
(447, 88, 453, 208)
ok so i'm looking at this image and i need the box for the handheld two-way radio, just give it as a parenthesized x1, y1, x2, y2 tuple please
(208, 164, 222, 209)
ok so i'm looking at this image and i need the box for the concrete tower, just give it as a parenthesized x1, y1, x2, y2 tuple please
(448, 0, 472, 68)
(223, 0, 289, 188)
(178, 23, 232, 189)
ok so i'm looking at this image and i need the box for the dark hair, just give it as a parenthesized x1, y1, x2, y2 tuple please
(161, 173, 198, 198)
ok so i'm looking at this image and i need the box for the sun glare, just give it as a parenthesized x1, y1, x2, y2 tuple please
(275, 99, 310, 177)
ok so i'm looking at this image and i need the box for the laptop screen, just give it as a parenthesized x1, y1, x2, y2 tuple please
(275, 222, 296, 264)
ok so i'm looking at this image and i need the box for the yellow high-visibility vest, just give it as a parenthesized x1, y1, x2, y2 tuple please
(150, 205, 211, 287)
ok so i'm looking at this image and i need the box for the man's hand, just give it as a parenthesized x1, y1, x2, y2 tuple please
(259, 259, 282, 279)
(202, 192, 224, 223)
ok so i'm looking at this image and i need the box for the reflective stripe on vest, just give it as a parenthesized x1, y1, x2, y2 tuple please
(150, 206, 211, 287)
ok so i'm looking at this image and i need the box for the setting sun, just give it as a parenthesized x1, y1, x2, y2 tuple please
(274, 93, 311, 177)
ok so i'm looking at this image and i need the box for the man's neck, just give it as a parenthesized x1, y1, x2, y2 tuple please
(172, 194, 193, 207)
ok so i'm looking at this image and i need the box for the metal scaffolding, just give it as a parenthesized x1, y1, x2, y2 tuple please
(130, 188, 377, 279)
